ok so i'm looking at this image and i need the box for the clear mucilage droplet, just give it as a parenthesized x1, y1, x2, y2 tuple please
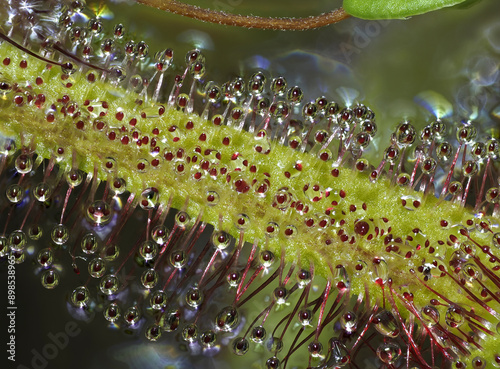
(41, 270, 60, 289)
(100, 275, 119, 295)
(51, 224, 69, 245)
(6, 184, 23, 204)
(372, 310, 400, 338)
(71, 286, 90, 308)
(104, 303, 121, 322)
(326, 338, 350, 367)
(232, 337, 249, 356)
(215, 306, 239, 332)
(86, 200, 112, 225)
(88, 257, 106, 278)
(377, 341, 402, 364)
(139, 240, 158, 261)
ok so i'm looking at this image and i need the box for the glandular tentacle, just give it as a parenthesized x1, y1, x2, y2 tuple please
(1, 2, 500, 369)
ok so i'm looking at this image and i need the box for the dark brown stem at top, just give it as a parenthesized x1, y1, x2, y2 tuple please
(136, 0, 350, 30)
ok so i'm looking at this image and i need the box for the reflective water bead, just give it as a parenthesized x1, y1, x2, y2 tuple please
(361, 120, 377, 136)
(8, 230, 27, 252)
(327, 339, 350, 367)
(200, 330, 217, 348)
(160, 309, 181, 332)
(211, 230, 230, 250)
(111, 178, 126, 194)
(371, 258, 388, 283)
(302, 102, 317, 120)
(205, 190, 220, 206)
(471, 357, 486, 369)
(472, 142, 487, 160)
(298, 309, 313, 326)
(66, 169, 83, 187)
(445, 305, 465, 328)
(104, 303, 121, 322)
(395, 122, 416, 147)
(230, 77, 245, 97)
(71, 286, 90, 308)
(234, 213, 250, 230)
(448, 181, 463, 196)
(273, 286, 288, 304)
(27, 225, 42, 240)
(340, 311, 357, 333)
(41, 269, 60, 289)
(100, 274, 119, 295)
(487, 138, 500, 158)
(185, 49, 205, 65)
(182, 324, 199, 343)
(267, 337, 283, 353)
(88, 257, 106, 278)
(37, 248, 53, 268)
(150, 290, 168, 310)
(33, 182, 51, 202)
(248, 71, 266, 95)
(87, 18, 102, 34)
(421, 305, 440, 326)
(270, 101, 289, 122)
(232, 337, 249, 356)
(141, 269, 158, 289)
(421, 157, 437, 174)
(139, 187, 159, 210)
(15, 153, 33, 174)
(87, 200, 112, 225)
(297, 269, 312, 287)
(251, 325, 266, 343)
(287, 86, 303, 104)
(51, 224, 69, 245)
(11, 250, 25, 264)
(190, 61, 205, 80)
(372, 310, 400, 338)
(113, 23, 125, 38)
(260, 250, 275, 268)
(169, 250, 186, 269)
(265, 356, 280, 369)
(151, 225, 169, 244)
(205, 82, 221, 103)
(145, 324, 162, 341)
(353, 132, 371, 150)
(124, 306, 141, 326)
(462, 160, 478, 177)
(6, 184, 23, 204)
(215, 306, 239, 332)
(308, 341, 323, 357)
(461, 263, 482, 283)
(0, 138, 16, 156)
(81, 233, 98, 254)
(456, 123, 477, 144)
(0, 237, 8, 257)
(270, 76, 287, 96)
(135, 41, 149, 59)
(377, 341, 402, 364)
(493, 233, 500, 249)
(186, 286, 203, 308)
(175, 211, 191, 228)
(139, 240, 158, 261)
(486, 187, 500, 203)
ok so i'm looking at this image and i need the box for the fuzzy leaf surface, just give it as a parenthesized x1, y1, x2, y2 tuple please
(343, 0, 467, 19)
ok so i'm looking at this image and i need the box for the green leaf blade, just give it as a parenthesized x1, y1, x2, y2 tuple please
(343, 0, 467, 19)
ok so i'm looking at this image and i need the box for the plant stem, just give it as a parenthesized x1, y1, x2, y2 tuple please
(136, 0, 350, 30)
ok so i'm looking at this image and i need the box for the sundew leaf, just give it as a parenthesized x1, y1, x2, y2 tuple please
(343, 0, 468, 19)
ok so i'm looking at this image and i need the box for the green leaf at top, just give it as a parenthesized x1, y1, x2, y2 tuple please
(343, 0, 467, 19)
